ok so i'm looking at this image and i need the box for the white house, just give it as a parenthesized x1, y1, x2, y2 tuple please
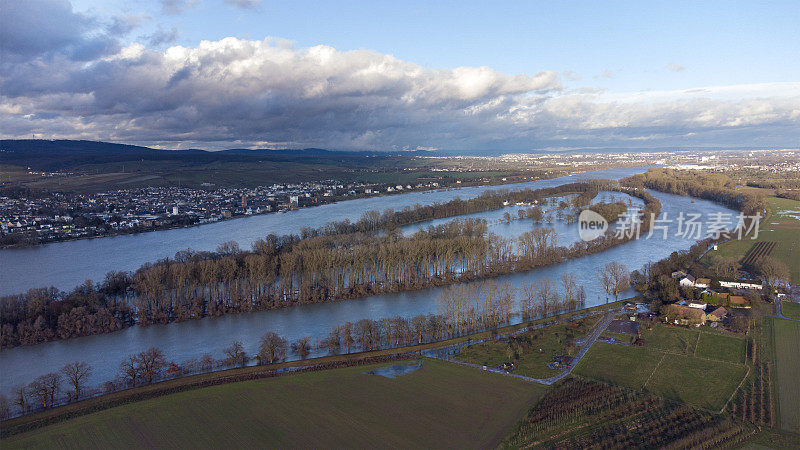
(719, 280, 762, 290)
(688, 301, 708, 311)
(679, 275, 696, 288)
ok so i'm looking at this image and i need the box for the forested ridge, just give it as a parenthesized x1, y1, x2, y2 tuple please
(0, 181, 659, 349)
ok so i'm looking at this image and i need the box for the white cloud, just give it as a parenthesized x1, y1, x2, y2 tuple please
(666, 62, 686, 72)
(0, 2, 798, 151)
(223, 0, 262, 9)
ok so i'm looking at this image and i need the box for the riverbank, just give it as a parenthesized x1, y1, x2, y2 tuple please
(1, 182, 652, 349)
(0, 166, 650, 296)
(1, 170, 575, 250)
(0, 301, 622, 436)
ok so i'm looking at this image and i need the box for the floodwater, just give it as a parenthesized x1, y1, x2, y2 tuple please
(0, 167, 644, 296)
(0, 180, 739, 397)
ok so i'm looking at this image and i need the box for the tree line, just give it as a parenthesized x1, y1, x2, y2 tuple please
(1, 182, 659, 349)
(2, 269, 597, 419)
(621, 168, 766, 217)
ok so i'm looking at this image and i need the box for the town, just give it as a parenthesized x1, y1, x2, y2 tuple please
(0, 179, 456, 247)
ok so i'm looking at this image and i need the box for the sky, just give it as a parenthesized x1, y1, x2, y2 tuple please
(1, 0, 799, 152)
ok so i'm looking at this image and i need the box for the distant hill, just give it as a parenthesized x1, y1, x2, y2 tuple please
(0, 140, 181, 156)
(0, 140, 396, 171)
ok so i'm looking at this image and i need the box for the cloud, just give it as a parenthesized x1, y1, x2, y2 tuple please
(160, 0, 200, 15)
(146, 26, 180, 46)
(0, 2, 798, 151)
(108, 14, 149, 36)
(0, 0, 119, 61)
(666, 62, 686, 72)
(593, 69, 615, 80)
(223, 0, 262, 9)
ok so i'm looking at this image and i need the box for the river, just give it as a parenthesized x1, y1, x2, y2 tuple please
(0, 167, 642, 296)
(0, 167, 739, 396)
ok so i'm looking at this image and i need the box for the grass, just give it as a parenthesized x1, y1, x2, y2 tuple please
(781, 301, 800, 320)
(575, 323, 750, 411)
(2, 301, 625, 439)
(574, 342, 664, 390)
(600, 330, 635, 344)
(735, 427, 800, 449)
(640, 323, 699, 354)
(645, 354, 747, 411)
(772, 318, 800, 433)
(704, 196, 800, 283)
(455, 316, 601, 379)
(2, 358, 549, 449)
(696, 332, 747, 363)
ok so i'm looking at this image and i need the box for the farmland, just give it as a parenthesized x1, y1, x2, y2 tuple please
(781, 301, 800, 320)
(741, 241, 776, 267)
(2, 358, 548, 448)
(696, 332, 747, 363)
(574, 324, 749, 411)
(704, 196, 800, 283)
(502, 378, 756, 449)
(772, 318, 800, 434)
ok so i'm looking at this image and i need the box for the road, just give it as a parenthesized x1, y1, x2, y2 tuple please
(426, 305, 622, 385)
(772, 299, 800, 322)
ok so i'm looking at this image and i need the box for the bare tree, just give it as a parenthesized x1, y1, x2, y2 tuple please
(13, 386, 27, 415)
(292, 336, 312, 359)
(28, 372, 60, 409)
(341, 322, 354, 354)
(607, 262, 630, 301)
(200, 353, 215, 371)
(224, 341, 249, 368)
(757, 257, 790, 291)
(119, 356, 139, 386)
(534, 278, 558, 316)
(61, 361, 92, 401)
(597, 265, 614, 303)
(561, 272, 579, 310)
(136, 347, 167, 384)
(258, 332, 287, 364)
(520, 282, 537, 320)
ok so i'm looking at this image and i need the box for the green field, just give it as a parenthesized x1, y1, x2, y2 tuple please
(696, 332, 747, 363)
(641, 324, 699, 354)
(456, 316, 600, 379)
(574, 342, 664, 390)
(781, 301, 800, 320)
(704, 196, 800, 283)
(772, 319, 800, 433)
(575, 325, 749, 411)
(736, 427, 800, 450)
(645, 354, 748, 411)
(2, 359, 549, 448)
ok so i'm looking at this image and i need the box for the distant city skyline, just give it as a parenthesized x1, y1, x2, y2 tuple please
(1, 0, 798, 151)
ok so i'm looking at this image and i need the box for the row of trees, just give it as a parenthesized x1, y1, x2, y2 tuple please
(5, 361, 91, 417)
(3, 264, 614, 419)
(1, 182, 659, 349)
(621, 168, 766, 217)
